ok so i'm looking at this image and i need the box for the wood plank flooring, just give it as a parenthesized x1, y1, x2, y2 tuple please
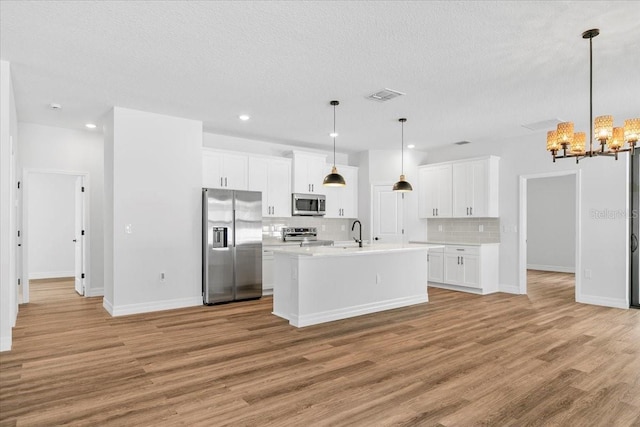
(1, 271, 639, 426)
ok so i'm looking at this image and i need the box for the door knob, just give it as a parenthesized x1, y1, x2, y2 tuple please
(374, 237, 380, 241)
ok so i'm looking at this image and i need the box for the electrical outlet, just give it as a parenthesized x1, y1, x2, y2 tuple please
(479, 224, 484, 232)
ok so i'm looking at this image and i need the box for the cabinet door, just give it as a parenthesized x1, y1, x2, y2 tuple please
(248, 157, 270, 216)
(292, 153, 328, 194)
(340, 166, 358, 218)
(203, 151, 223, 188)
(468, 160, 487, 217)
(452, 162, 471, 217)
(324, 184, 341, 218)
(308, 157, 327, 194)
(461, 255, 480, 288)
(267, 158, 291, 217)
(436, 165, 453, 217)
(444, 253, 462, 285)
(428, 252, 444, 283)
(221, 153, 248, 190)
(418, 167, 437, 218)
(262, 250, 275, 293)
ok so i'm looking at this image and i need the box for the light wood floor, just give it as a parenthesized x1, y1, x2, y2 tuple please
(1, 272, 639, 426)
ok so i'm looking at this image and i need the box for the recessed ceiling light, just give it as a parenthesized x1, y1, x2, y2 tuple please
(239, 114, 250, 121)
(407, 144, 415, 149)
(49, 103, 62, 110)
(329, 132, 338, 138)
(85, 123, 97, 129)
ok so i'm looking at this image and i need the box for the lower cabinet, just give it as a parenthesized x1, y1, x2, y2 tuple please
(429, 244, 499, 294)
(427, 249, 444, 283)
(262, 249, 275, 295)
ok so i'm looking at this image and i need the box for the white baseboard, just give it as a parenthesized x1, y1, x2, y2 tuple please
(428, 282, 497, 295)
(499, 283, 521, 294)
(29, 271, 75, 280)
(577, 294, 628, 309)
(85, 287, 104, 297)
(107, 296, 203, 317)
(262, 288, 273, 297)
(0, 335, 12, 352)
(291, 294, 429, 327)
(527, 264, 575, 273)
(102, 298, 114, 315)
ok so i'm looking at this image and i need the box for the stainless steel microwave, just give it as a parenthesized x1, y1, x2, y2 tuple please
(292, 193, 326, 216)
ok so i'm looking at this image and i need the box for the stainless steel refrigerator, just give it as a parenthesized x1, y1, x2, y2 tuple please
(202, 188, 262, 304)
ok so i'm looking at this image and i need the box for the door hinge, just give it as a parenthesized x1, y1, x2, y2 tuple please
(18, 278, 21, 285)
(17, 181, 20, 189)
(17, 230, 20, 237)
(81, 186, 85, 192)
(402, 229, 405, 234)
(81, 230, 85, 235)
(81, 273, 85, 279)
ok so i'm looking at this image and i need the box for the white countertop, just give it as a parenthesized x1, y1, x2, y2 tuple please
(409, 240, 500, 246)
(271, 242, 443, 257)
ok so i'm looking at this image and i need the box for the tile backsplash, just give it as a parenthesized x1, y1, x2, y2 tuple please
(263, 217, 357, 244)
(427, 218, 501, 244)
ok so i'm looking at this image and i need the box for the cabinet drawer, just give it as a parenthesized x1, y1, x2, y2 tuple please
(445, 245, 480, 255)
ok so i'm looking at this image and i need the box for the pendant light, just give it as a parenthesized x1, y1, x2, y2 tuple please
(393, 118, 413, 192)
(323, 100, 346, 187)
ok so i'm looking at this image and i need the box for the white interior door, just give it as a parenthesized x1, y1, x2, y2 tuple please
(372, 185, 404, 244)
(74, 176, 85, 295)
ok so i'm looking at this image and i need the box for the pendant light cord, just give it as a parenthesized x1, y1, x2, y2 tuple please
(333, 104, 336, 168)
(589, 34, 593, 155)
(401, 120, 404, 175)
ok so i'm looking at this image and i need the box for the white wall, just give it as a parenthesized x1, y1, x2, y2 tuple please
(356, 149, 428, 243)
(426, 131, 629, 308)
(103, 107, 202, 315)
(27, 173, 76, 279)
(527, 175, 576, 273)
(1, 60, 19, 351)
(19, 123, 104, 296)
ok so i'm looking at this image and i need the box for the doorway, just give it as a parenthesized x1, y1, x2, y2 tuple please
(22, 170, 88, 303)
(518, 171, 581, 298)
(371, 184, 404, 244)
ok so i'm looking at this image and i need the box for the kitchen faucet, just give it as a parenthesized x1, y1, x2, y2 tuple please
(351, 220, 363, 248)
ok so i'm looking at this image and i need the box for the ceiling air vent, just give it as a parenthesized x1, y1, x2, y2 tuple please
(454, 140, 471, 145)
(367, 88, 405, 102)
(522, 118, 564, 131)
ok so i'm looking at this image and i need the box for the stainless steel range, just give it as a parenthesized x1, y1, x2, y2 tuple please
(281, 227, 334, 247)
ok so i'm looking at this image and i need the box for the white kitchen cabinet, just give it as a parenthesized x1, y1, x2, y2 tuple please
(418, 164, 452, 218)
(427, 248, 444, 283)
(202, 149, 248, 190)
(291, 151, 327, 194)
(432, 244, 499, 294)
(418, 156, 499, 219)
(262, 248, 275, 295)
(452, 157, 499, 217)
(325, 164, 358, 218)
(248, 156, 292, 217)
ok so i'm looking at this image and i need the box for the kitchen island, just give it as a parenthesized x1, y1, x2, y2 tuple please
(271, 243, 444, 327)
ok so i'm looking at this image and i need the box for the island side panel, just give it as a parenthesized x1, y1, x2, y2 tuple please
(295, 249, 428, 327)
(273, 252, 296, 321)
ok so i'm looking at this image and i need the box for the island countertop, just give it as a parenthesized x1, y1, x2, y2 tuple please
(270, 242, 444, 257)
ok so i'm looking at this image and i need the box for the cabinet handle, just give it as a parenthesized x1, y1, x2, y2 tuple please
(470, 207, 473, 216)
(220, 177, 223, 187)
(457, 256, 460, 265)
(466, 207, 469, 215)
(436, 208, 438, 216)
(427, 254, 430, 262)
(272, 206, 275, 215)
(461, 256, 464, 265)
(225, 177, 227, 187)
(432, 208, 435, 216)
(312, 184, 314, 192)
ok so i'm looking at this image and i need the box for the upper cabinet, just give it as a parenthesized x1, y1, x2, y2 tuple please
(324, 164, 358, 218)
(248, 156, 292, 217)
(418, 164, 452, 218)
(418, 156, 499, 218)
(202, 148, 248, 190)
(452, 157, 499, 217)
(291, 151, 327, 194)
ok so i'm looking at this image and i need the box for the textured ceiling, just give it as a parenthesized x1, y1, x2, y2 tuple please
(1, 1, 639, 154)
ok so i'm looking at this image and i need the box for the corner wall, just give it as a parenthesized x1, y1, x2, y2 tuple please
(103, 107, 203, 316)
(0, 60, 18, 351)
(426, 132, 628, 308)
(19, 123, 105, 296)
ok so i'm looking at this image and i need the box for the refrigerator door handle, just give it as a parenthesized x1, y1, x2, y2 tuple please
(632, 233, 638, 253)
